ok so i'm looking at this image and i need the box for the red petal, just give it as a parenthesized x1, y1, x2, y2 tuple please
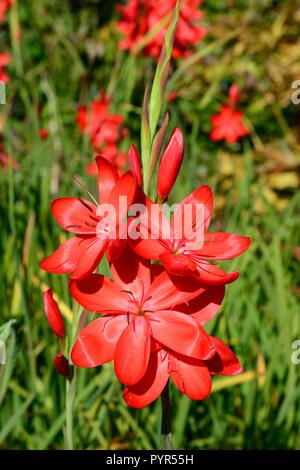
(206, 337, 243, 375)
(71, 315, 127, 367)
(175, 286, 225, 325)
(169, 353, 212, 400)
(70, 273, 131, 314)
(51, 198, 98, 234)
(128, 194, 171, 259)
(43, 289, 65, 337)
(123, 350, 169, 408)
(148, 310, 214, 360)
(160, 253, 197, 277)
(114, 317, 151, 385)
(171, 185, 213, 239)
(146, 270, 205, 311)
(196, 232, 251, 260)
(96, 156, 119, 204)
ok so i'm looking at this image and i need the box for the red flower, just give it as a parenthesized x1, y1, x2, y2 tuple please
(76, 91, 126, 149)
(39, 128, 49, 140)
(43, 289, 66, 337)
(0, 0, 12, 22)
(70, 247, 224, 387)
(210, 84, 249, 144)
(129, 186, 251, 286)
(157, 127, 184, 202)
(40, 157, 137, 280)
(128, 144, 143, 188)
(117, 0, 206, 58)
(124, 338, 242, 408)
(0, 52, 11, 84)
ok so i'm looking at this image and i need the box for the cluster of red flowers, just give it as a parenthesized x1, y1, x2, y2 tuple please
(210, 84, 249, 144)
(0, 0, 12, 22)
(117, 0, 206, 58)
(76, 91, 127, 175)
(41, 127, 250, 408)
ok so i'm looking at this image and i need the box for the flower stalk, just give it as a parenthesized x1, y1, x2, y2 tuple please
(161, 381, 173, 450)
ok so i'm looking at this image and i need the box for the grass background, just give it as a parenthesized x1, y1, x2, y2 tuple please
(0, 0, 300, 449)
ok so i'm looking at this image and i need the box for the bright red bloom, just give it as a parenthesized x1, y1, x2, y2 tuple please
(0, 146, 19, 172)
(43, 289, 66, 337)
(210, 84, 248, 144)
(39, 128, 49, 140)
(117, 0, 206, 59)
(54, 354, 72, 379)
(0, 0, 12, 22)
(129, 186, 251, 286)
(157, 127, 184, 202)
(70, 248, 224, 387)
(40, 157, 137, 280)
(0, 52, 11, 84)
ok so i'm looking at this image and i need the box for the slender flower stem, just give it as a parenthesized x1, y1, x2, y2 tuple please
(161, 381, 173, 450)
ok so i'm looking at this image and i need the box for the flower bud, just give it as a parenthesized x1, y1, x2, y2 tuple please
(157, 128, 184, 202)
(43, 289, 65, 337)
(54, 354, 72, 379)
(128, 144, 142, 188)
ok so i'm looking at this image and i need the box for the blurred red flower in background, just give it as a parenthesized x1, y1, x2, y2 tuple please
(117, 0, 206, 58)
(210, 84, 249, 144)
(76, 91, 127, 174)
(0, 0, 12, 21)
(0, 52, 11, 83)
(43, 289, 66, 337)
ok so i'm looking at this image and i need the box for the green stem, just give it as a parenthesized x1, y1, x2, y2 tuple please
(161, 381, 173, 450)
(65, 369, 76, 450)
